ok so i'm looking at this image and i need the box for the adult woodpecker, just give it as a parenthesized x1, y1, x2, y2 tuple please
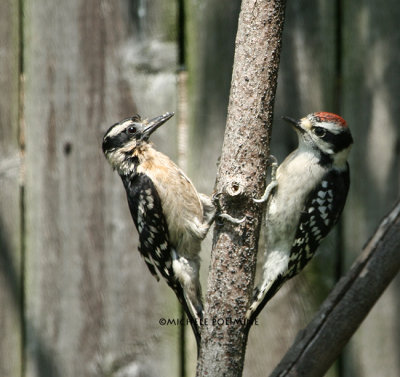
(102, 112, 215, 346)
(246, 112, 353, 325)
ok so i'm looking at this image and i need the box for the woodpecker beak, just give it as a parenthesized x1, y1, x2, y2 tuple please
(282, 116, 297, 125)
(282, 116, 305, 133)
(142, 112, 174, 140)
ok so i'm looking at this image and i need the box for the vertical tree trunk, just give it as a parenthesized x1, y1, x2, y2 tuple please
(196, 1, 286, 376)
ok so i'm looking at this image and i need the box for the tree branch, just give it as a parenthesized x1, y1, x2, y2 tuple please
(270, 199, 400, 377)
(196, 1, 287, 376)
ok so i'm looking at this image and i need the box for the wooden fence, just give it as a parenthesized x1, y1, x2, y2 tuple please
(0, 0, 399, 376)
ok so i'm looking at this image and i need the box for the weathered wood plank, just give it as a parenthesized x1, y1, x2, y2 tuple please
(341, 1, 400, 376)
(185, 0, 241, 193)
(23, 1, 179, 376)
(0, 0, 22, 376)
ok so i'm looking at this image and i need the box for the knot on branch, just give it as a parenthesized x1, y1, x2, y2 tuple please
(213, 179, 247, 225)
(214, 178, 246, 203)
(225, 179, 245, 197)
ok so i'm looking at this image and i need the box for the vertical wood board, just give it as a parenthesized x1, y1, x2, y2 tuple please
(24, 1, 179, 376)
(185, 0, 241, 194)
(341, 1, 400, 376)
(0, 0, 22, 376)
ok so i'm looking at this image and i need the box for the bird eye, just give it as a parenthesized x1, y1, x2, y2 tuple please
(314, 127, 326, 137)
(127, 125, 137, 134)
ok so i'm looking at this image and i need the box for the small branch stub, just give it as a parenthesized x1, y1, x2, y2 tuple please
(214, 180, 247, 224)
(226, 179, 245, 197)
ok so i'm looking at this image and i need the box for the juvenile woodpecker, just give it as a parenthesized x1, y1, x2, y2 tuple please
(102, 112, 214, 345)
(246, 112, 353, 324)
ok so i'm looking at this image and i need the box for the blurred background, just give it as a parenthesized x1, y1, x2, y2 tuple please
(0, 0, 399, 376)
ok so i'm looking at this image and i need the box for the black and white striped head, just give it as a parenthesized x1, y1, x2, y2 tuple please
(102, 112, 174, 172)
(284, 112, 353, 167)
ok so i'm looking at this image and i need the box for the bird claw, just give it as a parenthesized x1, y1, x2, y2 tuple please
(218, 213, 246, 224)
(253, 181, 278, 203)
(268, 155, 279, 180)
(212, 192, 245, 224)
(253, 155, 279, 203)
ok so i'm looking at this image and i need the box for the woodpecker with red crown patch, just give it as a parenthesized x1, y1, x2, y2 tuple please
(246, 112, 353, 326)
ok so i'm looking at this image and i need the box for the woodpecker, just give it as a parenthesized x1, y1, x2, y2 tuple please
(102, 112, 215, 345)
(246, 112, 353, 325)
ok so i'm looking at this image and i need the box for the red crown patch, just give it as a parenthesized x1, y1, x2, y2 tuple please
(313, 112, 347, 128)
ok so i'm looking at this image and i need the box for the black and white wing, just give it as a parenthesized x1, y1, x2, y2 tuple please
(120, 173, 201, 347)
(246, 166, 350, 328)
(287, 166, 350, 279)
(122, 173, 173, 282)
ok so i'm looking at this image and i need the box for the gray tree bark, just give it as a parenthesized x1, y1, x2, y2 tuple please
(196, 0, 287, 376)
